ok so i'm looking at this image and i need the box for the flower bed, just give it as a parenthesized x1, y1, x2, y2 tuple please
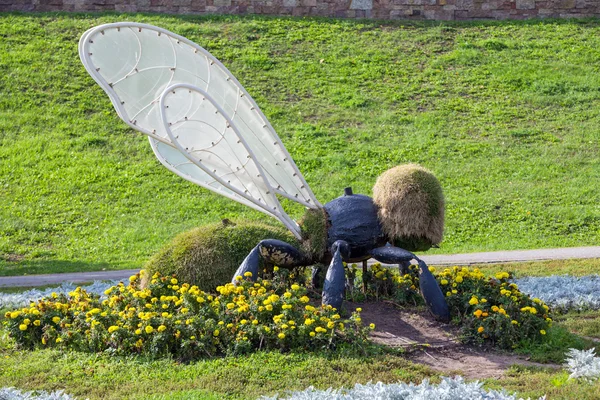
(4, 272, 371, 359)
(0, 281, 119, 310)
(361, 264, 552, 349)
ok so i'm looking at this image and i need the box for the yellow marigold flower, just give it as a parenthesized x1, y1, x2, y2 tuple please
(278, 333, 285, 339)
(356, 308, 362, 312)
(19, 324, 27, 331)
(327, 322, 335, 329)
(273, 266, 279, 272)
(23, 318, 31, 325)
(469, 297, 479, 306)
(446, 291, 452, 297)
(266, 305, 273, 311)
(480, 298, 487, 303)
(264, 327, 271, 333)
(172, 285, 180, 291)
(227, 323, 234, 329)
(135, 329, 142, 335)
(226, 303, 235, 310)
(56, 338, 63, 343)
(332, 314, 340, 320)
(42, 337, 47, 345)
(441, 279, 448, 285)
(213, 329, 220, 337)
(244, 271, 253, 277)
(355, 317, 361, 323)
(369, 323, 375, 329)
(180, 307, 189, 314)
(284, 292, 292, 299)
(511, 320, 518, 325)
(473, 309, 483, 318)
(170, 278, 178, 285)
(540, 330, 546, 335)
(158, 325, 167, 332)
(305, 318, 314, 326)
(33, 320, 41, 326)
(309, 331, 316, 337)
(291, 284, 300, 291)
(108, 326, 119, 333)
(145, 326, 154, 334)
(129, 275, 137, 282)
(455, 276, 463, 283)
(305, 305, 315, 312)
(217, 321, 224, 326)
(52, 316, 60, 324)
(196, 297, 205, 303)
(477, 326, 484, 333)
(235, 276, 243, 281)
(240, 319, 248, 325)
(252, 319, 259, 325)
(491, 306, 499, 312)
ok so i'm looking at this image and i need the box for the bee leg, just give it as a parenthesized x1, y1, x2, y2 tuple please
(311, 264, 324, 289)
(322, 240, 350, 311)
(371, 246, 450, 323)
(231, 239, 308, 283)
(399, 260, 411, 276)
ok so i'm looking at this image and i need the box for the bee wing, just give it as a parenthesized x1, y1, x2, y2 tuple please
(158, 83, 307, 236)
(78, 22, 321, 223)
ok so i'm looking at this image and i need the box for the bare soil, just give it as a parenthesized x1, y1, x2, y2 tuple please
(346, 301, 561, 379)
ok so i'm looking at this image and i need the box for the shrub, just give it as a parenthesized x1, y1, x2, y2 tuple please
(4, 271, 372, 360)
(143, 221, 299, 292)
(372, 164, 444, 252)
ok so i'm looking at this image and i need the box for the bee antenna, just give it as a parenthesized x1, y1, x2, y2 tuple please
(344, 187, 353, 196)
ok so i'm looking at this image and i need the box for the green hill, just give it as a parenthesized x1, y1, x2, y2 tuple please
(1, 13, 598, 275)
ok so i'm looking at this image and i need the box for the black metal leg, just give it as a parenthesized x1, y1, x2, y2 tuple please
(371, 246, 450, 323)
(231, 239, 307, 283)
(322, 240, 350, 311)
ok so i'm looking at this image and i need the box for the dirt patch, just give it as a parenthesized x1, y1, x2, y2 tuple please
(347, 301, 561, 379)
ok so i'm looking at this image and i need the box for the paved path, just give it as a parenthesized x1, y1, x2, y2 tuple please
(1, 246, 599, 288)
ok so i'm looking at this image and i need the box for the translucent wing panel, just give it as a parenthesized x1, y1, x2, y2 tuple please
(150, 139, 270, 216)
(160, 85, 286, 219)
(79, 22, 321, 209)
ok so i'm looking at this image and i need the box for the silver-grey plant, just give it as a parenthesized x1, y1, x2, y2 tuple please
(260, 376, 546, 400)
(565, 348, 600, 382)
(0, 387, 78, 400)
(514, 275, 600, 311)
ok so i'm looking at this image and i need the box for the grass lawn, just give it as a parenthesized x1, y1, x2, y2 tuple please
(1, 13, 599, 276)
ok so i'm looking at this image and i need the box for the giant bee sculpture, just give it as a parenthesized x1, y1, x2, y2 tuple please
(79, 22, 449, 322)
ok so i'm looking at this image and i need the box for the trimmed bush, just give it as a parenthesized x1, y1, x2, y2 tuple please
(372, 164, 444, 251)
(143, 221, 300, 292)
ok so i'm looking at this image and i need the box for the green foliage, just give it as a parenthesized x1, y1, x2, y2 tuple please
(1, 15, 600, 276)
(143, 221, 299, 292)
(3, 271, 372, 360)
(298, 208, 328, 262)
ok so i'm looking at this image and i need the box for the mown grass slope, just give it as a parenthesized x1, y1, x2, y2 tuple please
(1, 14, 599, 275)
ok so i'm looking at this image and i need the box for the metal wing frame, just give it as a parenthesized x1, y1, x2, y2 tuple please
(79, 22, 323, 239)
